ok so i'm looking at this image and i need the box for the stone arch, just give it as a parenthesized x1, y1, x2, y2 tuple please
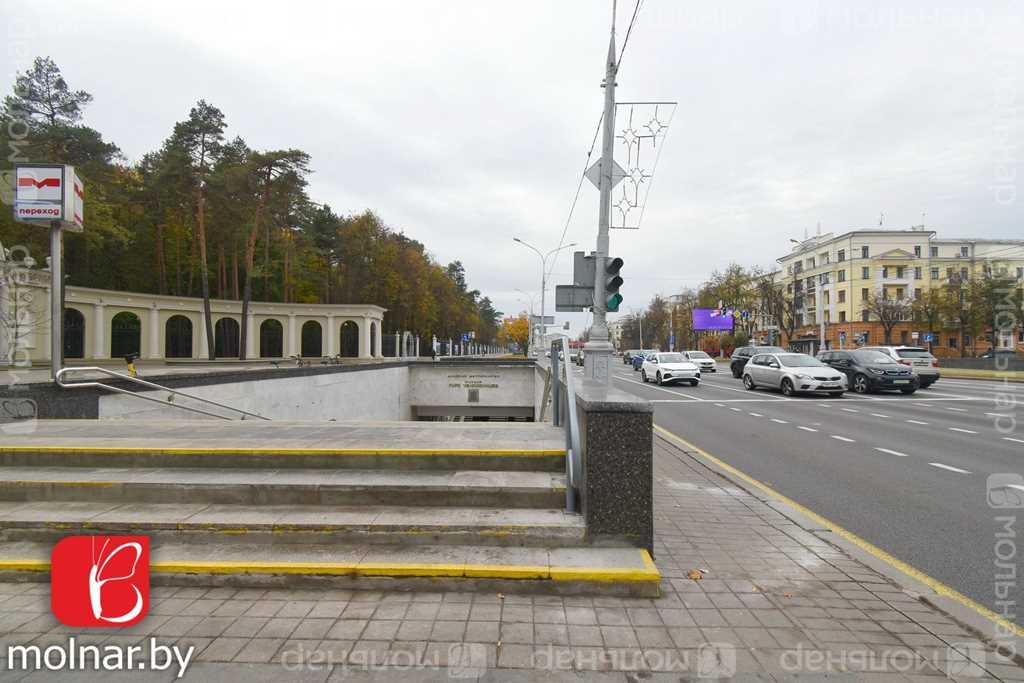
(214, 317, 240, 358)
(63, 308, 85, 359)
(165, 315, 193, 358)
(260, 319, 284, 358)
(110, 311, 141, 359)
(300, 320, 322, 357)
(340, 320, 359, 358)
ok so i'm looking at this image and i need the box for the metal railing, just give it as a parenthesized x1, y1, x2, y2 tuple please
(548, 337, 582, 513)
(55, 366, 270, 421)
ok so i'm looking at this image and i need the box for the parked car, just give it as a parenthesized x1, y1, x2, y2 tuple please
(683, 350, 716, 373)
(641, 352, 701, 386)
(817, 349, 918, 394)
(575, 349, 585, 366)
(730, 345, 785, 378)
(861, 346, 939, 387)
(742, 352, 846, 397)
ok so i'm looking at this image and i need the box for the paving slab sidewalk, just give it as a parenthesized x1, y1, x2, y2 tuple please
(0, 435, 1019, 681)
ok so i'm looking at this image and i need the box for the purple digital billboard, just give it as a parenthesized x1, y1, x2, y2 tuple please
(692, 308, 734, 331)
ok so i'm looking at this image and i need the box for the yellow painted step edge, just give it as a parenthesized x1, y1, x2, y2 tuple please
(0, 447, 565, 457)
(0, 550, 660, 583)
(655, 424, 1024, 639)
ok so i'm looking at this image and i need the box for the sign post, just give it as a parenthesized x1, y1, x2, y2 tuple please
(12, 165, 84, 380)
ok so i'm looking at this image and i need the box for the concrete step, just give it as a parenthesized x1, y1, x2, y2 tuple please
(0, 501, 586, 547)
(0, 540, 659, 597)
(0, 447, 565, 472)
(0, 467, 566, 508)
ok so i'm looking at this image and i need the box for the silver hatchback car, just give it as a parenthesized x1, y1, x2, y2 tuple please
(743, 352, 847, 397)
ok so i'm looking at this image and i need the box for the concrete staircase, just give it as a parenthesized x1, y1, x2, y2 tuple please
(0, 420, 658, 596)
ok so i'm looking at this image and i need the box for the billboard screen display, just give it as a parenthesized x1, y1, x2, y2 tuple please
(692, 307, 735, 331)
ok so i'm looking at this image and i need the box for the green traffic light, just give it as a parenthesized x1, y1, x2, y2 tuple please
(607, 293, 623, 312)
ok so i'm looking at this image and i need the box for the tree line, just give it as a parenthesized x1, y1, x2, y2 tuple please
(1, 57, 500, 357)
(614, 261, 1021, 356)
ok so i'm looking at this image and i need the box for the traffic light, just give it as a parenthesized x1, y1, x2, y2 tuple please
(605, 257, 623, 311)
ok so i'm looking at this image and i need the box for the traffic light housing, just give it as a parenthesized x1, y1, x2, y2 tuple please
(605, 257, 623, 312)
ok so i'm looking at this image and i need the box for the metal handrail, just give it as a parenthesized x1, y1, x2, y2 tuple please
(55, 366, 270, 421)
(548, 336, 582, 513)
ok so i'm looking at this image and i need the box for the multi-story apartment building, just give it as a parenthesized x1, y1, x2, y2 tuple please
(775, 229, 1024, 356)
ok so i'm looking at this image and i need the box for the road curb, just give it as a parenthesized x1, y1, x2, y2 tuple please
(653, 427, 1024, 669)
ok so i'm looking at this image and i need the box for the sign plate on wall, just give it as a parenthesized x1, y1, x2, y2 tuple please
(13, 164, 84, 232)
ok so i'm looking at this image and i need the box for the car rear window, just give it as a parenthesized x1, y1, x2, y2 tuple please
(896, 349, 931, 358)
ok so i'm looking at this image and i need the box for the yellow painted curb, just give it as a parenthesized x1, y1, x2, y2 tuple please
(0, 447, 565, 457)
(0, 549, 660, 584)
(654, 424, 1024, 638)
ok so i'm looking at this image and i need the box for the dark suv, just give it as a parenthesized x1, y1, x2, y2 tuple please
(817, 349, 919, 394)
(730, 346, 785, 378)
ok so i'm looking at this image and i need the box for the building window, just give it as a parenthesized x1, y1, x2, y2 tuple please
(861, 288, 869, 301)
(787, 283, 792, 293)
(931, 246, 939, 257)
(838, 269, 845, 282)
(787, 265, 792, 275)
(824, 291, 830, 304)
(838, 249, 845, 262)
(949, 336, 957, 349)
(882, 266, 889, 278)
(914, 288, 922, 299)
(838, 290, 846, 303)
(808, 257, 816, 269)
(1017, 267, 1023, 279)
(862, 309, 870, 322)
(914, 246, 921, 257)
(861, 246, 869, 258)
(914, 267, 922, 279)
(839, 311, 847, 322)
(862, 266, 870, 279)
(896, 266, 905, 278)
(947, 267, 954, 279)
(930, 267, 939, 279)
(895, 287, 904, 299)
(960, 246, 969, 257)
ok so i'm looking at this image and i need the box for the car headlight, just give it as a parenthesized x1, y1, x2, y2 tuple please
(796, 373, 813, 380)
(869, 368, 885, 375)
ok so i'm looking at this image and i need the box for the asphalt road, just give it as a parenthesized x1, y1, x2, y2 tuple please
(599, 360, 1023, 617)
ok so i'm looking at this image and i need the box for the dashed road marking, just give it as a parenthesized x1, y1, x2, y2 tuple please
(729, 407, 742, 412)
(770, 418, 788, 424)
(875, 447, 909, 457)
(749, 412, 763, 417)
(948, 427, 977, 434)
(945, 407, 968, 413)
(714, 403, 725, 407)
(797, 426, 818, 432)
(1003, 437, 1024, 445)
(870, 413, 890, 418)
(928, 462, 971, 474)
(841, 408, 859, 413)
(831, 435, 855, 443)
(906, 419, 929, 425)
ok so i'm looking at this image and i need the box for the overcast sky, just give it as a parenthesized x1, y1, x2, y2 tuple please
(3, 1, 1021, 334)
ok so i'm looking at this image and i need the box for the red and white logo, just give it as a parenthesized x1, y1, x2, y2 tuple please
(51, 536, 149, 627)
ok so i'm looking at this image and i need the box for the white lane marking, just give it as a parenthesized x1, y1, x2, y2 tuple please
(945, 407, 968, 413)
(985, 412, 1011, 418)
(818, 403, 830, 408)
(770, 418, 788, 424)
(729, 407, 742, 412)
(906, 419, 929, 425)
(831, 435, 855, 443)
(948, 427, 978, 434)
(614, 375, 704, 401)
(870, 413, 890, 418)
(749, 412, 763, 417)
(875, 447, 909, 457)
(928, 462, 972, 474)
(841, 408, 859, 413)
(1003, 437, 1024, 444)
(714, 403, 725, 407)
(797, 426, 818, 432)
(699, 381, 791, 400)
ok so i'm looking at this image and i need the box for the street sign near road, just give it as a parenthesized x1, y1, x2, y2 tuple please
(923, 332, 934, 343)
(555, 285, 594, 312)
(13, 165, 84, 232)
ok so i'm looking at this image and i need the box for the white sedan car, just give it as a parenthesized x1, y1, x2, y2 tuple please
(683, 350, 717, 373)
(641, 352, 701, 386)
